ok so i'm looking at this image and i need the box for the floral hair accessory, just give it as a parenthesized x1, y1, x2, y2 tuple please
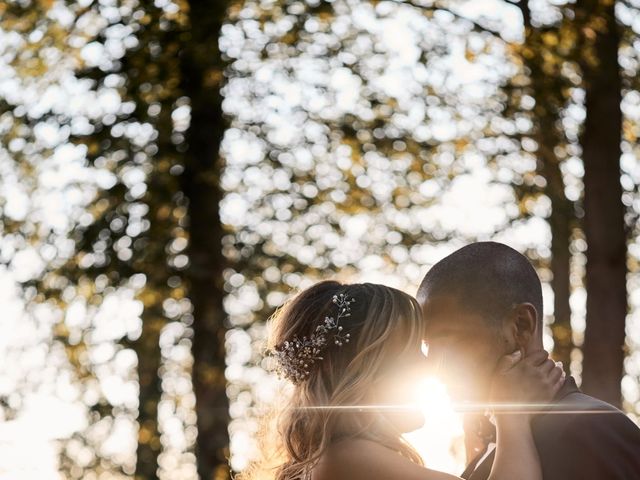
(272, 292, 355, 384)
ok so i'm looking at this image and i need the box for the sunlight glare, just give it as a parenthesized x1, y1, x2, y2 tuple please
(403, 376, 466, 474)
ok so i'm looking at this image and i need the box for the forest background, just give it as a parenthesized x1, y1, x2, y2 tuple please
(1, 0, 640, 478)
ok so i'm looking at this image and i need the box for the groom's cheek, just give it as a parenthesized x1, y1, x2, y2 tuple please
(455, 347, 494, 386)
(440, 354, 476, 387)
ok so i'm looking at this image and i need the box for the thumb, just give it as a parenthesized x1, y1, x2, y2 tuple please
(496, 349, 523, 374)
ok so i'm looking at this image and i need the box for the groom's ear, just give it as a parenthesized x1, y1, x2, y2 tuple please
(511, 302, 538, 348)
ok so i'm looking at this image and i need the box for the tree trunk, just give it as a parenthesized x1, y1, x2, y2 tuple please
(548, 188, 573, 372)
(518, 5, 575, 373)
(180, 1, 232, 478)
(577, 0, 627, 408)
(135, 308, 164, 480)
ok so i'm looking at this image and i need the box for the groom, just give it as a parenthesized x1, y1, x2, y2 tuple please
(417, 241, 640, 480)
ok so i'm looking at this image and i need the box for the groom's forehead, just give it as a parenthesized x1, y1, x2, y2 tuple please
(424, 325, 458, 341)
(422, 295, 487, 334)
(421, 293, 470, 318)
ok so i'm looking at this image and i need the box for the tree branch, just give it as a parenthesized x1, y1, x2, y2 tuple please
(399, 1, 506, 39)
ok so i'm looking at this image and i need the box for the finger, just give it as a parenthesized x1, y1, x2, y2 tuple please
(540, 358, 556, 374)
(496, 349, 523, 373)
(524, 350, 549, 366)
(547, 363, 563, 384)
(553, 369, 567, 392)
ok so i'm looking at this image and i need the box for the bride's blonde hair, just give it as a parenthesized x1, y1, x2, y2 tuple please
(238, 280, 426, 480)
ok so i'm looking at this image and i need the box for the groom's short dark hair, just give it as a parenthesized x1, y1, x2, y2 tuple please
(417, 241, 543, 326)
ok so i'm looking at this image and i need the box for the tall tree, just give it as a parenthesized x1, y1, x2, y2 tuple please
(512, 1, 578, 373)
(179, 0, 232, 478)
(0, 1, 140, 476)
(33, 2, 195, 477)
(575, 0, 627, 407)
(53, 0, 239, 476)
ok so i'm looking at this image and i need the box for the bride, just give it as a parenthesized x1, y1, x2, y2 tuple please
(240, 280, 565, 480)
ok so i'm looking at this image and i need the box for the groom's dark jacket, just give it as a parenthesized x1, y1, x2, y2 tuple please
(461, 377, 640, 480)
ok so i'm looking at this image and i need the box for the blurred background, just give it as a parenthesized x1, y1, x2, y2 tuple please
(1, 0, 640, 478)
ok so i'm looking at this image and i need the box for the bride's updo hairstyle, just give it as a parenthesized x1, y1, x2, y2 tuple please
(240, 280, 425, 480)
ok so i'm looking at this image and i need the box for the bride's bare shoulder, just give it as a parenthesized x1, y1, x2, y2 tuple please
(311, 438, 459, 480)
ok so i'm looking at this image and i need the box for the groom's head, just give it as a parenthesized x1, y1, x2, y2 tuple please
(417, 241, 544, 401)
